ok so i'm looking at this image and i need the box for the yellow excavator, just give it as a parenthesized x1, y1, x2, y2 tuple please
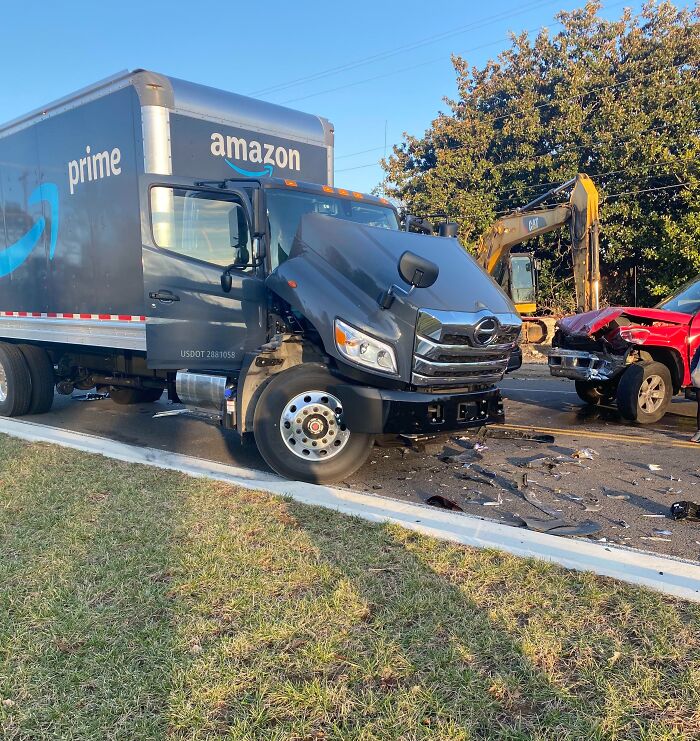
(474, 173, 601, 342)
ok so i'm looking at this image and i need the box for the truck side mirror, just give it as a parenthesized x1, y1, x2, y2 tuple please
(252, 188, 266, 237)
(438, 222, 458, 238)
(404, 214, 434, 235)
(398, 251, 439, 289)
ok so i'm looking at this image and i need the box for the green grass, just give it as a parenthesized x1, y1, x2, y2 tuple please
(0, 435, 699, 740)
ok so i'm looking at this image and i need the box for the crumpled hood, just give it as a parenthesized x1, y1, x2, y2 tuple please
(558, 306, 692, 337)
(266, 213, 518, 383)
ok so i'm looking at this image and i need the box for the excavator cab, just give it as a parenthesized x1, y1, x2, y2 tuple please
(507, 254, 537, 315)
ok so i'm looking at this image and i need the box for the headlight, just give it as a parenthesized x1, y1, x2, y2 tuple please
(334, 319, 398, 374)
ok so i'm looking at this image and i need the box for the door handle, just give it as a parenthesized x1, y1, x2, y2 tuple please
(149, 290, 180, 303)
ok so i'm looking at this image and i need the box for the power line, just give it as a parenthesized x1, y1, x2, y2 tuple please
(280, 28, 552, 105)
(248, 0, 558, 98)
(603, 182, 693, 200)
(280, 0, 631, 106)
(337, 120, 694, 175)
(335, 146, 387, 161)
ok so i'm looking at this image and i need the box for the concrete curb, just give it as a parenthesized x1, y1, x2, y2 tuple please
(1, 417, 699, 603)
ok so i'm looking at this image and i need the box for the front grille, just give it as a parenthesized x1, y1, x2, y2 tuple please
(412, 309, 521, 386)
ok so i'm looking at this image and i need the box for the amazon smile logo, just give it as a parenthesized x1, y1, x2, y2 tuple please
(210, 132, 301, 177)
(0, 183, 59, 277)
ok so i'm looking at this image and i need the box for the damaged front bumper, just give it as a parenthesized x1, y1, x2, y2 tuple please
(548, 348, 626, 382)
(331, 384, 504, 435)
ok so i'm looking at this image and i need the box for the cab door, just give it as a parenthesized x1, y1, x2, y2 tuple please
(141, 177, 267, 370)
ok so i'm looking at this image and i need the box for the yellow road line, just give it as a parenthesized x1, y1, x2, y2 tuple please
(495, 423, 700, 449)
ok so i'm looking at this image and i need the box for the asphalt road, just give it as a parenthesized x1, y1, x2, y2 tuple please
(13, 364, 700, 563)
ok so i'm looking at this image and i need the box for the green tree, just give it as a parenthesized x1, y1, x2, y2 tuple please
(381, 1, 700, 308)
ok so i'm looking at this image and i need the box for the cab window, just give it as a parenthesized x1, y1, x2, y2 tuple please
(150, 187, 251, 268)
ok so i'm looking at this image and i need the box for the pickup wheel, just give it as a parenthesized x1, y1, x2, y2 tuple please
(253, 363, 374, 483)
(575, 380, 613, 405)
(109, 387, 164, 405)
(0, 342, 32, 417)
(17, 344, 55, 414)
(616, 361, 672, 423)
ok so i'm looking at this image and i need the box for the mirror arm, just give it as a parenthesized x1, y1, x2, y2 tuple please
(378, 283, 415, 310)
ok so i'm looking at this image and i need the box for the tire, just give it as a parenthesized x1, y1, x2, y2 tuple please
(616, 361, 672, 424)
(109, 387, 164, 405)
(0, 343, 32, 417)
(253, 363, 375, 483)
(17, 344, 55, 414)
(575, 380, 612, 406)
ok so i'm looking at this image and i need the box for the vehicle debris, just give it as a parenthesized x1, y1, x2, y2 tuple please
(425, 495, 463, 512)
(572, 448, 598, 460)
(670, 501, 700, 522)
(648, 464, 662, 472)
(73, 392, 109, 402)
(478, 427, 555, 444)
(515, 515, 601, 537)
(653, 529, 673, 536)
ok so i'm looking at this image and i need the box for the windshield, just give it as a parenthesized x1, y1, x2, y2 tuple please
(266, 188, 399, 269)
(510, 255, 536, 305)
(657, 275, 700, 314)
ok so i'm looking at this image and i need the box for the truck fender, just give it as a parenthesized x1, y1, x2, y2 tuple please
(236, 338, 325, 434)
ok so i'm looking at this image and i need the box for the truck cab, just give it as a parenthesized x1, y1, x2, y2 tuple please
(140, 175, 522, 481)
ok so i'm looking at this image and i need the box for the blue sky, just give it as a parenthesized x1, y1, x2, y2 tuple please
(0, 0, 662, 192)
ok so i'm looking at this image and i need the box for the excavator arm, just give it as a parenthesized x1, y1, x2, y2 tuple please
(475, 173, 600, 313)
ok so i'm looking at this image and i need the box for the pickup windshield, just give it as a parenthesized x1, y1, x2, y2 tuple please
(657, 275, 700, 314)
(267, 188, 399, 269)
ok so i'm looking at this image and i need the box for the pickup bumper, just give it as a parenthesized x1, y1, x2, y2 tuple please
(548, 348, 625, 382)
(331, 384, 504, 435)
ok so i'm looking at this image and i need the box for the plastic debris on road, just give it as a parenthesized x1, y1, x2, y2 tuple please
(572, 448, 598, 460)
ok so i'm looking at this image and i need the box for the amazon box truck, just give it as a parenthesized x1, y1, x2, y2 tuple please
(0, 69, 520, 483)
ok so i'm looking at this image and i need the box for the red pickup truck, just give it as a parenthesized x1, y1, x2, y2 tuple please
(548, 276, 700, 423)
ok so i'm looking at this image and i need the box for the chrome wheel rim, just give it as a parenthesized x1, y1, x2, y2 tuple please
(0, 362, 7, 404)
(639, 374, 666, 414)
(280, 390, 351, 461)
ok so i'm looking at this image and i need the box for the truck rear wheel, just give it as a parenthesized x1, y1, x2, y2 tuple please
(18, 344, 55, 414)
(253, 363, 374, 483)
(109, 387, 164, 405)
(616, 361, 672, 423)
(0, 343, 32, 417)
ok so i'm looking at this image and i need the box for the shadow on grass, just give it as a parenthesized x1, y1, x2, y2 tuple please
(1, 436, 699, 740)
(0, 436, 187, 739)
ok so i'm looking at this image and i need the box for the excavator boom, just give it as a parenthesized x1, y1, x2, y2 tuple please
(475, 173, 600, 315)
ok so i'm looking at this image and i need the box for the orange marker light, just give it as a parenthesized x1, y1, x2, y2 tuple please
(337, 188, 349, 196)
(335, 324, 347, 346)
(380, 197, 389, 204)
(322, 185, 334, 193)
(287, 280, 298, 289)
(352, 192, 363, 199)
(284, 179, 297, 187)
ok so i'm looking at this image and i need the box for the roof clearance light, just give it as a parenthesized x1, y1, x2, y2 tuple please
(337, 189, 349, 196)
(352, 192, 363, 199)
(284, 179, 297, 187)
(322, 185, 334, 193)
(380, 197, 389, 204)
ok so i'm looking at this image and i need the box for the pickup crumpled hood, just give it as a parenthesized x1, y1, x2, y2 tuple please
(266, 213, 518, 383)
(559, 306, 692, 337)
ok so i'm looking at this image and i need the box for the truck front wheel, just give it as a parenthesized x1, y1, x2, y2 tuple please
(616, 361, 672, 423)
(0, 343, 32, 417)
(253, 363, 374, 483)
